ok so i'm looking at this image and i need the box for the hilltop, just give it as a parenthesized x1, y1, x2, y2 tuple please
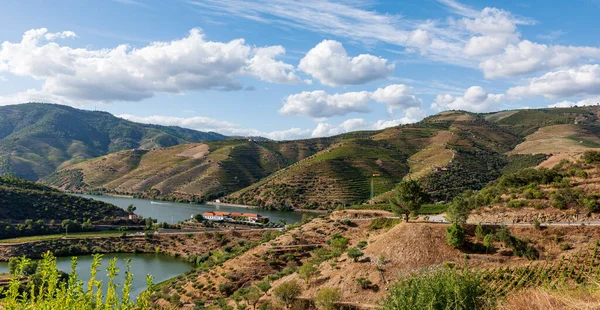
(0, 175, 126, 221)
(0, 103, 226, 180)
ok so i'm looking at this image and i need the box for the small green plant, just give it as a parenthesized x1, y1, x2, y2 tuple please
(356, 277, 372, 289)
(445, 223, 465, 249)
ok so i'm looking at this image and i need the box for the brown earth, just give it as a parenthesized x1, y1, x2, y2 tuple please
(151, 210, 600, 309)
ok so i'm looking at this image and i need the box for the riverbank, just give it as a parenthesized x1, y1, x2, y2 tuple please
(0, 230, 266, 262)
(206, 201, 330, 214)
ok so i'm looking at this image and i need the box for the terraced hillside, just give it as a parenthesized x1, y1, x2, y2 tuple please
(0, 175, 126, 221)
(224, 113, 525, 209)
(42, 138, 336, 201)
(44, 106, 600, 210)
(0, 103, 226, 180)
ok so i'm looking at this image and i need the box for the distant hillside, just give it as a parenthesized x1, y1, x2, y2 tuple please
(43, 106, 600, 210)
(0, 103, 227, 180)
(41, 138, 337, 201)
(0, 175, 126, 221)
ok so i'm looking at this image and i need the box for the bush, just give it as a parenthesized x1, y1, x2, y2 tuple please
(380, 268, 494, 310)
(583, 150, 600, 164)
(314, 287, 342, 310)
(218, 282, 235, 296)
(347, 247, 364, 262)
(445, 223, 465, 249)
(356, 277, 372, 289)
(273, 280, 302, 309)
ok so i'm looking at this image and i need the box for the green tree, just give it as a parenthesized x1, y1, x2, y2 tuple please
(474, 224, 484, 241)
(257, 280, 271, 295)
(445, 223, 465, 249)
(240, 286, 262, 310)
(126, 204, 137, 215)
(314, 287, 341, 310)
(389, 180, 430, 222)
(298, 262, 320, 284)
(347, 247, 364, 262)
(273, 280, 302, 310)
(445, 196, 469, 226)
(483, 233, 495, 253)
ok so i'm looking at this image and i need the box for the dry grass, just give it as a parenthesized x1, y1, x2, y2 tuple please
(500, 286, 600, 310)
(509, 124, 594, 155)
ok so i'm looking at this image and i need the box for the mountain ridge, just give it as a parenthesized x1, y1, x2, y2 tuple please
(0, 103, 227, 180)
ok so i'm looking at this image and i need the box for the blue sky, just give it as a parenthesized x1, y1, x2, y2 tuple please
(2, 0, 600, 139)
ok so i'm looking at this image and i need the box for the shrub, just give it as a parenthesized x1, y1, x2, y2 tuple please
(347, 247, 364, 262)
(218, 282, 235, 296)
(314, 287, 342, 310)
(583, 150, 600, 164)
(445, 223, 465, 249)
(380, 268, 493, 310)
(356, 277, 372, 289)
(273, 280, 302, 309)
(475, 225, 485, 241)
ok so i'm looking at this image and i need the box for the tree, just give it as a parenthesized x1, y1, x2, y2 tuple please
(389, 180, 430, 222)
(314, 287, 341, 310)
(257, 280, 271, 294)
(445, 196, 469, 226)
(273, 280, 302, 310)
(445, 223, 465, 248)
(347, 247, 364, 262)
(126, 204, 137, 215)
(240, 286, 262, 310)
(298, 262, 320, 284)
(483, 233, 495, 253)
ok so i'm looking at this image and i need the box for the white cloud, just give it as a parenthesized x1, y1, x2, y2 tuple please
(311, 108, 427, 137)
(432, 86, 505, 112)
(371, 84, 422, 113)
(480, 41, 600, 79)
(460, 8, 521, 57)
(118, 114, 312, 140)
(280, 84, 422, 118)
(311, 118, 370, 137)
(0, 28, 301, 104)
(298, 40, 394, 86)
(372, 107, 428, 129)
(507, 64, 600, 99)
(279, 90, 372, 118)
(548, 97, 600, 108)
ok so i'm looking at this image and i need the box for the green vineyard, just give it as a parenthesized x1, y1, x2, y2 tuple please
(483, 241, 600, 296)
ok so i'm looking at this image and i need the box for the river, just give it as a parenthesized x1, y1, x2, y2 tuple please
(0, 253, 192, 299)
(79, 194, 304, 224)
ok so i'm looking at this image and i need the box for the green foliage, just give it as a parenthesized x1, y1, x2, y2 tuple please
(368, 218, 402, 231)
(0, 175, 127, 221)
(445, 223, 465, 249)
(445, 196, 469, 225)
(297, 262, 320, 284)
(501, 154, 549, 175)
(328, 234, 349, 251)
(347, 247, 364, 262)
(273, 280, 302, 309)
(390, 180, 430, 221)
(475, 225, 485, 241)
(380, 267, 494, 310)
(356, 277, 373, 289)
(1, 252, 153, 309)
(583, 150, 600, 164)
(314, 287, 341, 310)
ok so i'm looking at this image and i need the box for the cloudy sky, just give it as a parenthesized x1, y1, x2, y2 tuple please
(1, 0, 600, 140)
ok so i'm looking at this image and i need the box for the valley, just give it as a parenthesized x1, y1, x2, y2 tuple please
(3, 104, 600, 309)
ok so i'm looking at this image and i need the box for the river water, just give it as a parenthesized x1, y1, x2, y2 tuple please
(78, 194, 304, 224)
(0, 253, 192, 299)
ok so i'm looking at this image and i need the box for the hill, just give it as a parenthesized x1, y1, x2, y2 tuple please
(41, 138, 337, 201)
(151, 210, 600, 309)
(0, 103, 226, 180)
(43, 106, 600, 210)
(0, 175, 126, 221)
